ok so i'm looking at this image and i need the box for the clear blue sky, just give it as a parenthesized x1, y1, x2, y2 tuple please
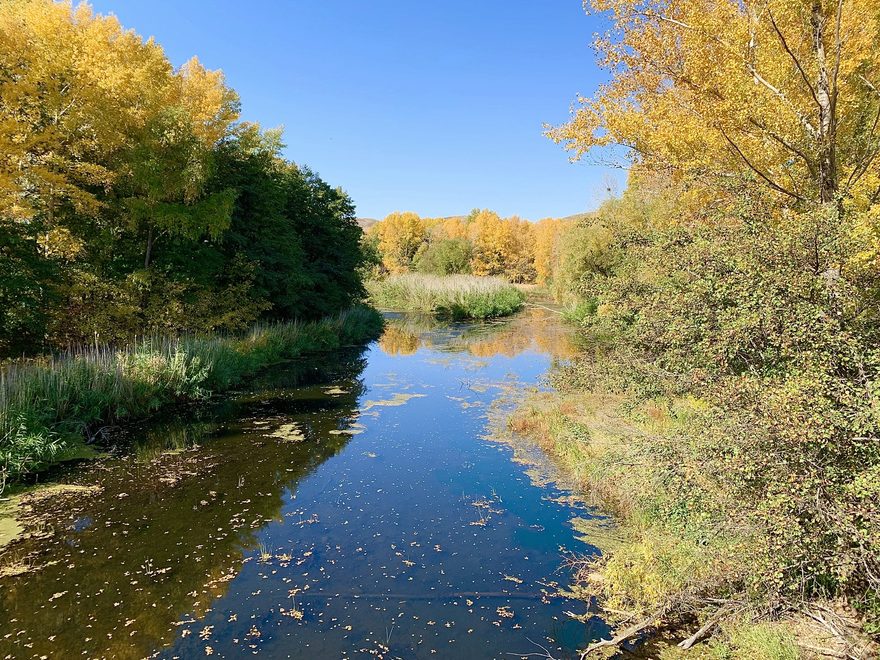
(89, 0, 625, 220)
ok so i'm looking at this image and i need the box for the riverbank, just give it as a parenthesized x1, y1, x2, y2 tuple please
(366, 273, 525, 319)
(508, 354, 878, 658)
(0, 306, 384, 489)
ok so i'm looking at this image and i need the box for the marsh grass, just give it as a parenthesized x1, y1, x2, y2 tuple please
(367, 274, 524, 320)
(0, 306, 383, 488)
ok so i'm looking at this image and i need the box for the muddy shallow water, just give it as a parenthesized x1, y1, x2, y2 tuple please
(0, 309, 610, 659)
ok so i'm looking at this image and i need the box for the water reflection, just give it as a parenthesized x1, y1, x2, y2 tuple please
(379, 307, 579, 359)
(0, 349, 369, 660)
(0, 313, 608, 660)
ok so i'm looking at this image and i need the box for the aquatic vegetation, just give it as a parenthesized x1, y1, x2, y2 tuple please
(367, 274, 525, 320)
(360, 392, 427, 411)
(0, 311, 604, 659)
(0, 306, 383, 487)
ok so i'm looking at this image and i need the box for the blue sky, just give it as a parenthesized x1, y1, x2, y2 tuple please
(89, 0, 624, 220)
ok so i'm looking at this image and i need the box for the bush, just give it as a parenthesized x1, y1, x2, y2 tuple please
(514, 181, 880, 645)
(414, 238, 473, 275)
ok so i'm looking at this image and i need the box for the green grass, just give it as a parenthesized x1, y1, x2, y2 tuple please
(367, 273, 525, 320)
(0, 306, 383, 489)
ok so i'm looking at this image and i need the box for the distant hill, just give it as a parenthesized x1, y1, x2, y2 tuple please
(356, 218, 379, 231)
(559, 212, 594, 223)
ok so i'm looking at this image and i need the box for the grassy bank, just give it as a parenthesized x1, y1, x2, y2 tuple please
(510, 343, 878, 658)
(367, 273, 525, 319)
(0, 306, 384, 489)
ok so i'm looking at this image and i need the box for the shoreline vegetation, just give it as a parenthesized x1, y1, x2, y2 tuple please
(366, 273, 525, 320)
(0, 3, 377, 492)
(509, 0, 880, 655)
(0, 306, 383, 490)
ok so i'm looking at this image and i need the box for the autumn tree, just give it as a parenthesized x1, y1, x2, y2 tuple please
(550, 0, 880, 210)
(533, 218, 563, 286)
(0, 0, 368, 352)
(469, 211, 536, 282)
(369, 212, 427, 273)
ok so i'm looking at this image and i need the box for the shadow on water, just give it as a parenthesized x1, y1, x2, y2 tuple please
(0, 311, 611, 659)
(0, 349, 370, 660)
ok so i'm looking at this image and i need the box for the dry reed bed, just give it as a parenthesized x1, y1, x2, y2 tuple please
(367, 274, 525, 319)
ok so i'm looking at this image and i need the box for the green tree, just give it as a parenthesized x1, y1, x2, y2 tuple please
(414, 238, 473, 275)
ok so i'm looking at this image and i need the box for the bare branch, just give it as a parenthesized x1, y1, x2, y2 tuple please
(747, 117, 818, 177)
(580, 607, 666, 658)
(767, 9, 822, 110)
(719, 126, 807, 201)
(678, 604, 738, 650)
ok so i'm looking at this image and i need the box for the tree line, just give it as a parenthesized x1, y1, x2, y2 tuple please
(0, 0, 365, 356)
(364, 209, 570, 285)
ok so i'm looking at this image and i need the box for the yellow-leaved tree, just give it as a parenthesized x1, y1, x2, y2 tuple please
(0, 0, 240, 267)
(549, 0, 880, 210)
(0, 0, 173, 220)
(533, 218, 564, 286)
(469, 211, 535, 282)
(369, 212, 427, 273)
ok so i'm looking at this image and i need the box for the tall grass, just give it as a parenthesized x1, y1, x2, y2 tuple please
(367, 274, 525, 320)
(0, 306, 383, 489)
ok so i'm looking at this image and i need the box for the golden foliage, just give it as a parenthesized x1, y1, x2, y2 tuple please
(369, 209, 566, 285)
(368, 211, 427, 273)
(550, 0, 880, 209)
(0, 0, 238, 221)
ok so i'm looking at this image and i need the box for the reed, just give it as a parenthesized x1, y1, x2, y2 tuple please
(367, 274, 524, 320)
(0, 306, 383, 489)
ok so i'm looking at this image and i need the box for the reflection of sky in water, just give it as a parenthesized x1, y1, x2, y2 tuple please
(0, 311, 609, 659)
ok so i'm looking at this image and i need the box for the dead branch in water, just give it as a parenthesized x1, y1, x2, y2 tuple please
(579, 605, 669, 658)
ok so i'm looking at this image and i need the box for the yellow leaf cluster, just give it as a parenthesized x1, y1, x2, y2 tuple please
(551, 0, 880, 210)
(0, 0, 239, 221)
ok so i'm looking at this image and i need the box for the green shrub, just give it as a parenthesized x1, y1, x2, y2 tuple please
(414, 238, 473, 275)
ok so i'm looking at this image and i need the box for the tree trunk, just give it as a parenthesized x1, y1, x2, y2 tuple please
(144, 226, 154, 269)
(813, 1, 838, 203)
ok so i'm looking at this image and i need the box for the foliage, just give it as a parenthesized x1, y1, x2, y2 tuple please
(367, 274, 525, 320)
(0, 1, 368, 355)
(0, 306, 383, 487)
(549, 0, 880, 208)
(414, 237, 472, 275)
(527, 0, 880, 649)
(368, 211, 568, 285)
(369, 211, 427, 274)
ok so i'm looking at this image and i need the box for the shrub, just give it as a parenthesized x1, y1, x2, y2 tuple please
(414, 238, 473, 275)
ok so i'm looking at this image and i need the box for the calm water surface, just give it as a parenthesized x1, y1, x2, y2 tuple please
(0, 309, 610, 659)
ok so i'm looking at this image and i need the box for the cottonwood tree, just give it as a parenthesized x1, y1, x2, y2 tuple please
(550, 0, 880, 209)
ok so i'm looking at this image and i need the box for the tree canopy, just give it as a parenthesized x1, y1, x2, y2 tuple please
(0, 0, 367, 354)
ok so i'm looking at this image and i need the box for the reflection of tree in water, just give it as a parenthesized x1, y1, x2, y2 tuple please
(0, 348, 369, 660)
(378, 307, 578, 359)
(378, 324, 421, 356)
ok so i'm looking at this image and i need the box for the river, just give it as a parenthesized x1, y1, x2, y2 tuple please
(0, 308, 611, 659)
